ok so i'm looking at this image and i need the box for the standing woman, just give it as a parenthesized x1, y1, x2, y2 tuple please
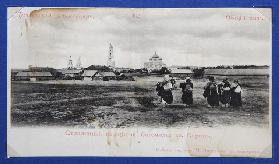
(218, 78, 231, 107)
(203, 76, 219, 107)
(161, 75, 174, 105)
(180, 77, 193, 107)
(170, 76, 177, 89)
(230, 80, 242, 107)
(155, 82, 164, 103)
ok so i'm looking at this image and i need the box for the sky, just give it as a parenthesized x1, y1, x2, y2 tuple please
(8, 8, 272, 69)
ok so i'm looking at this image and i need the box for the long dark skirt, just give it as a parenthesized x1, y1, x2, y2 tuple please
(207, 94, 219, 106)
(162, 90, 173, 104)
(220, 90, 230, 104)
(230, 92, 242, 107)
(182, 91, 193, 105)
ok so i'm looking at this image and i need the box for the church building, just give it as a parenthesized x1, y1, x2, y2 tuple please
(144, 51, 166, 71)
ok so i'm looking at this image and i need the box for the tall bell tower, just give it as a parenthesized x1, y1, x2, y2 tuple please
(107, 43, 115, 68)
(67, 56, 73, 69)
(75, 57, 82, 69)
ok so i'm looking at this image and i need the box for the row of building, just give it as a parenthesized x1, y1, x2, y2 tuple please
(11, 43, 269, 81)
(11, 66, 270, 82)
(12, 67, 269, 82)
(12, 69, 119, 81)
(11, 43, 192, 81)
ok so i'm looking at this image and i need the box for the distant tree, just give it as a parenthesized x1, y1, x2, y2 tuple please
(150, 67, 170, 74)
(216, 65, 225, 69)
(86, 65, 112, 72)
(159, 67, 171, 74)
(128, 69, 135, 73)
(141, 68, 148, 73)
(114, 72, 120, 76)
(54, 72, 63, 79)
(120, 70, 129, 73)
(193, 68, 205, 78)
(135, 69, 142, 73)
(180, 66, 190, 69)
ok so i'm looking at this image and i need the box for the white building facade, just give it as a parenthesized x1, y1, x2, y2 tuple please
(144, 52, 166, 71)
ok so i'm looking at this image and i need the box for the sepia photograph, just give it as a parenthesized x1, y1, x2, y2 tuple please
(7, 7, 272, 157)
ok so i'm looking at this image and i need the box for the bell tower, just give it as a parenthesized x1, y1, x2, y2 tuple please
(67, 56, 73, 69)
(75, 57, 82, 69)
(107, 43, 115, 68)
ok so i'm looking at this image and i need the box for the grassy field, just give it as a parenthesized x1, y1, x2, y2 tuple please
(10, 76, 270, 128)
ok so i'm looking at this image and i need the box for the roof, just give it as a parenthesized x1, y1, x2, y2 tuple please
(171, 69, 193, 74)
(169, 65, 198, 69)
(95, 72, 116, 77)
(204, 69, 270, 76)
(115, 67, 131, 71)
(11, 69, 27, 73)
(120, 73, 137, 77)
(101, 72, 116, 77)
(58, 69, 82, 74)
(16, 72, 53, 77)
(81, 70, 98, 77)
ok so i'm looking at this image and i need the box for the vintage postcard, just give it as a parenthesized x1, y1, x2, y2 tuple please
(7, 7, 272, 157)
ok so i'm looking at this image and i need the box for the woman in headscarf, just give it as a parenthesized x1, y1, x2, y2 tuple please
(170, 75, 177, 89)
(155, 82, 164, 102)
(180, 77, 193, 107)
(218, 78, 231, 107)
(161, 75, 174, 105)
(230, 80, 242, 107)
(203, 76, 219, 107)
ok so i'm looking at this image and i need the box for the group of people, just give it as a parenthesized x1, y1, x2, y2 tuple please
(155, 75, 242, 108)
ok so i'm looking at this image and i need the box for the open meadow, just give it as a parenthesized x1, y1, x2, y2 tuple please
(10, 76, 270, 128)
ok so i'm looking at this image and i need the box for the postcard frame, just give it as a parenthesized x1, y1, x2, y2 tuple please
(0, 0, 279, 164)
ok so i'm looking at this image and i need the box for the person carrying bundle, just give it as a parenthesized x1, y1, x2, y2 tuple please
(203, 76, 219, 107)
(170, 75, 177, 89)
(155, 82, 164, 103)
(179, 77, 193, 107)
(160, 75, 174, 105)
(230, 80, 242, 107)
(218, 78, 231, 108)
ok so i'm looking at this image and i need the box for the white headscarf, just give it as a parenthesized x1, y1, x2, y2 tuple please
(164, 75, 170, 81)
